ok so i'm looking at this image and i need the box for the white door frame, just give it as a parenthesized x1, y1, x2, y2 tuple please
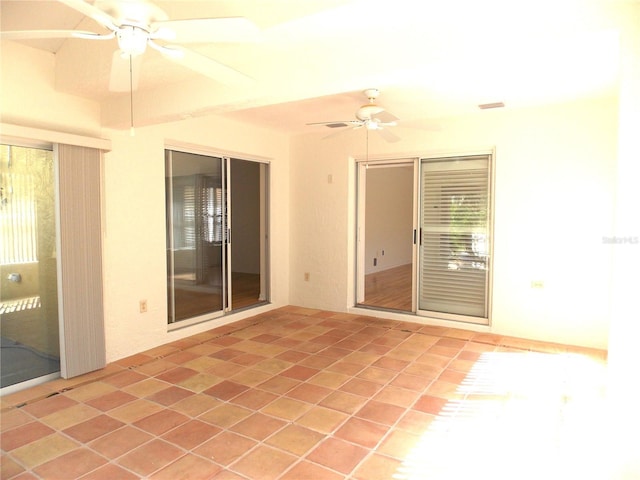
(355, 158, 419, 311)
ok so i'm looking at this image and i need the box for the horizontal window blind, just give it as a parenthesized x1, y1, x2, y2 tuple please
(0, 145, 52, 264)
(419, 155, 491, 319)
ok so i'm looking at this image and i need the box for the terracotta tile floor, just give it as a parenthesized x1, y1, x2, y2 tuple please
(1, 306, 609, 479)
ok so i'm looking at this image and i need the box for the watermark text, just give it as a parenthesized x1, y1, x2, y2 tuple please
(602, 236, 639, 245)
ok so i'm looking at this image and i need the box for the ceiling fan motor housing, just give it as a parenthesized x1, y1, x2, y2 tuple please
(356, 89, 384, 120)
(116, 25, 149, 56)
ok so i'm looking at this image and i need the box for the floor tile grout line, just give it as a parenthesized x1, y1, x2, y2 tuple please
(0, 312, 289, 412)
(5, 307, 594, 411)
(266, 329, 445, 478)
(209, 325, 417, 478)
(344, 343, 480, 479)
(1, 309, 609, 480)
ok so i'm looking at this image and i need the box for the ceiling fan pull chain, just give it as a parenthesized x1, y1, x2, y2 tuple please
(366, 128, 369, 164)
(129, 54, 135, 137)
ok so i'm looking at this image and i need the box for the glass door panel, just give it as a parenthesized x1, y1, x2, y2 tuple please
(418, 155, 491, 323)
(356, 161, 416, 313)
(166, 151, 225, 323)
(229, 158, 268, 310)
(0, 144, 60, 388)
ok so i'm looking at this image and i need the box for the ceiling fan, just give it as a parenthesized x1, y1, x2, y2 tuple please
(307, 89, 401, 143)
(0, 0, 260, 91)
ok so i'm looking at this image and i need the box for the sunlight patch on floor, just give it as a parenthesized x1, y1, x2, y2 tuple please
(394, 352, 609, 480)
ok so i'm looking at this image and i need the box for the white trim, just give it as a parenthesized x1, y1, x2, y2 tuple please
(54, 145, 67, 379)
(348, 305, 492, 332)
(168, 310, 226, 332)
(354, 147, 496, 164)
(0, 123, 111, 151)
(0, 372, 60, 397)
(355, 157, 416, 166)
(165, 140, 271, 164)
(224, 156, 232, 312)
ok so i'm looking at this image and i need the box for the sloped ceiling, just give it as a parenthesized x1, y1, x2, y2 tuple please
(0, 0, 628, 133)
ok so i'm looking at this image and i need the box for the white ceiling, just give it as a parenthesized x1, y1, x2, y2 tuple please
(0, 0, 630, 133)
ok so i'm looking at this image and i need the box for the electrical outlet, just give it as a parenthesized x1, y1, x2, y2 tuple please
(139, 300, 148, 313)
(373, 258, 377, 266)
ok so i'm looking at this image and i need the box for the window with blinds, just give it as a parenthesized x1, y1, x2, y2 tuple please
(0, 145, 53, 265)
(419, 155, 492, 321)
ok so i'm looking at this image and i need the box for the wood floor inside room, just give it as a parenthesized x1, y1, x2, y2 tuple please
(1, 306, 609, 480)
(231, 272, 263, 310)
(173, 272, 264, 321)
(362, 264, 412, 312)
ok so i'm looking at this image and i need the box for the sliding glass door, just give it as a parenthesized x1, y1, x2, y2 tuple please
(165, 150, 269, 326)
(356, 153, 492, 325)
(166, 151, 225, 323)
(0, 144, 60, 388)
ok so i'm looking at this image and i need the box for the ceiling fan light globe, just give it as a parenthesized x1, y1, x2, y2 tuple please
(357, 104, 384, 120)
(117, 26, 148, 56)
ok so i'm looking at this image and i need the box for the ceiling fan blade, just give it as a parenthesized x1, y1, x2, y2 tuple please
(321, 125, 360, 140)
(57, 0, 119, 31)
(109, 51, 141, 92)
(307, 120, 362, 127)
(376, 127, 401, 143)
(372, 110, 399, 123)
(0, 30, 112, 40)
(151, 17, 260, 43)
(166, 46, 253, 86)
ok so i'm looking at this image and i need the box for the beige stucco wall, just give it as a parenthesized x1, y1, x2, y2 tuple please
(290, 96, 618, 349)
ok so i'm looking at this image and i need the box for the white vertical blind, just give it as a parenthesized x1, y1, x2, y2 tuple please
(57, 143, 106, 378)
(419, 155, 491, 320)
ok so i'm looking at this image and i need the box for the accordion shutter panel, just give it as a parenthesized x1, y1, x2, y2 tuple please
(56, 144, 106, 378)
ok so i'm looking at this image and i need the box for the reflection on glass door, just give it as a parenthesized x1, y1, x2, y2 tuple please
(0, 144, 60, 389)
(166, 150, 269, 326)
(166, 151, 226, 323)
